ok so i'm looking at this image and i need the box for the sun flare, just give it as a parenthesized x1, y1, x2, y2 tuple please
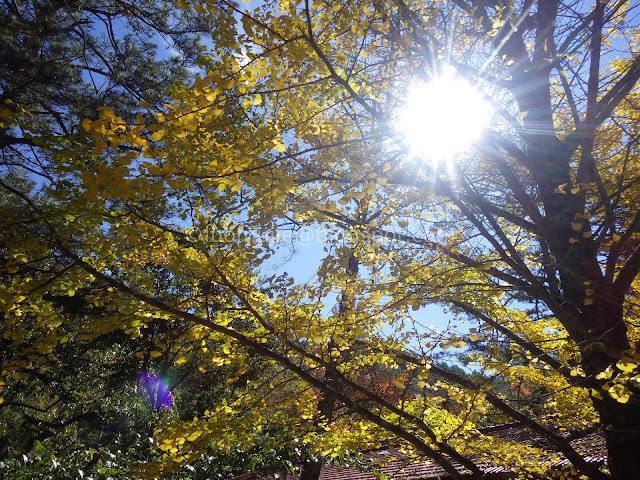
(396, 73, 492, 163)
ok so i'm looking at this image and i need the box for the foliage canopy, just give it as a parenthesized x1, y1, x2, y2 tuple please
(2, 1, 640, 479)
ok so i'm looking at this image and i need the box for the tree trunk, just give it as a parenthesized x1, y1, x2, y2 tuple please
(580, 308, 639, 480)
(299, 394, 335, 480)
(300, 457, 323, 480)
(300, 252, 358, 480)
(590, 375, 640, 479)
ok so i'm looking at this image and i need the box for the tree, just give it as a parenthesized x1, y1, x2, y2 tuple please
(0, 0, 219, 186)
(2, 0, 640, 479)
(0, 177, 295, 478)
(0, 1, 292, 477)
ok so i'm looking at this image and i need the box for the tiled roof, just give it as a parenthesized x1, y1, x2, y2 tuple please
(318, 450, 468, 480)
(261, 423, 606, 480)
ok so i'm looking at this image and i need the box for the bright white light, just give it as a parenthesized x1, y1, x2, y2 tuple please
(396, 73, 492, 163)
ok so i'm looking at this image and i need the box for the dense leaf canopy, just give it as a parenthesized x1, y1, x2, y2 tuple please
(2, 1, 640, 479)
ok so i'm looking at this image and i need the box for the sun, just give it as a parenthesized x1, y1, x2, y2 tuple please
(395, 73, 492, 164)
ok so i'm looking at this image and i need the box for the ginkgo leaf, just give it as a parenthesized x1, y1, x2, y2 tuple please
(554, 183, 567, 194)
(616, 359, 638, 373)
(393, 379, 406, 389)
(596, 369, 613, 380)
(608, 384, 631, 403)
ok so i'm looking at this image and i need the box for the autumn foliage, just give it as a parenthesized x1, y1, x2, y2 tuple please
(2, 1, 640, 480)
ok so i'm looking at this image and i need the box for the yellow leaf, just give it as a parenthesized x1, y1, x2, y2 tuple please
(417, 380, 426, 389)
(616, 359, 638, 373)
(571, 222, 583, 231)
(175, 0, 189, 8)
(583, 298, 593, 305)
(554, 183, 567, 194)
(596, 369, 613, 380)
(187, 431, 203, 442)
(150, 350, 162, 358)
(608, 383, 631, 403)
(254, 94, 263, 105)
(150, 131, 164, 141)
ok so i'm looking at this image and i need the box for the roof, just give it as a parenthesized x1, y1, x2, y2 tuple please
(261, 423, 606, 480)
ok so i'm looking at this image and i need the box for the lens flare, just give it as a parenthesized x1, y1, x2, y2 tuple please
(138, 372, 172, 410)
